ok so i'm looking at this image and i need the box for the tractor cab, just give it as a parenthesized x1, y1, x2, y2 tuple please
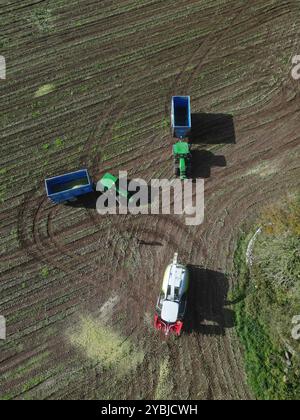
(154, 253, 189, 336)
(173, 142, 192, 180)
(98, 173, 133, 202)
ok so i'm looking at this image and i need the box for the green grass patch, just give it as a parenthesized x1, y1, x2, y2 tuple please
(0, 191, 6, 204)
(40, 267, 50, 278)
(0, 168, 7, 176)
(42, 143, 50, 151)
(32, 111, 41, 119)
(154, 357, 173, 400)
(42, 137, 65, 152)
(34, 84, 56, 98)
(68, 316, 144, 376)
(54, 138, 64, 148)
(28, 8, 54, 33)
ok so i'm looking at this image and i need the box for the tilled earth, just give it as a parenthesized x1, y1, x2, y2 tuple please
(0, 0, 300, 400)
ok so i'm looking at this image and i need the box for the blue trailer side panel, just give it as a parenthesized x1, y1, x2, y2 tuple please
(171, 96, 191, 139)
(45, 169, 93, 204)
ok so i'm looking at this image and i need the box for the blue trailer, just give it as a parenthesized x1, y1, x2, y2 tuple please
(45, 169, 94, 204)
(171, 96, 191, 139)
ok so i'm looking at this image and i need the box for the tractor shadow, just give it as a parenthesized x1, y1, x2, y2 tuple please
(65, 184, 155, 210)
(191, 150, 226, 179)
(65, 191, 101, 209)
(185, 266, 235, 336)
(190, 113, 236, 145)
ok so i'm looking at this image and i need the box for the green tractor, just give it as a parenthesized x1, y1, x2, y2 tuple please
(173, 141, 192, 180)
(98, 173, 133, 202)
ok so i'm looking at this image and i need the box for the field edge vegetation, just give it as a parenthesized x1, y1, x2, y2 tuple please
(232, 196, 300, 400)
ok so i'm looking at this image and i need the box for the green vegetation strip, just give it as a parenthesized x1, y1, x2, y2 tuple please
(232, 196, 300, 400)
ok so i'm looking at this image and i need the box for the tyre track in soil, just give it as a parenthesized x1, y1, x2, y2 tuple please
(82, 1, 253, 176)
(16, 167, 205, 319)
(159, 0, 299, 400)
(16, 188, 132, 283)
(53, 0, 253, 400)
(9, 130, 300, 397)
(32, 0, 290, 395)
(193, 102, 298, 395)
(7, 0, 300, 400)
(66, 28, 215, 353)
(159, 0, 257, 400)
(163, 0, 255, 116)
(0, 3, 218, 121)
(77, 0, 245, 250)
(189, 158, 300, 398)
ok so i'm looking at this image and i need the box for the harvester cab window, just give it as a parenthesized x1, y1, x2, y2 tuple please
(174, 287, 180, 301)
(178, 295, 187, 319)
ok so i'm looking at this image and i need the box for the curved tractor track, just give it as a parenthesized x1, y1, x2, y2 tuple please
(1, 0, 300, 401)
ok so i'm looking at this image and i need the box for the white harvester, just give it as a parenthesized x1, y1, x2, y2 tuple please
(154, 253, 190, 336)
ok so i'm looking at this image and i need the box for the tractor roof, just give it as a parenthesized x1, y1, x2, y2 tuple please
(161, 301, 179, 324)
(173, 142, 190, 155)
(99, 173, 118, 189)
(159, 254, 189, 324)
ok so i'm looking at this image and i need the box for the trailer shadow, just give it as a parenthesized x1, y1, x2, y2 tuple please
(191, 150, 226, 179)
(65, 184, 156, 210)
(185, 266, 235, 336)
(190, 113, 236, 145)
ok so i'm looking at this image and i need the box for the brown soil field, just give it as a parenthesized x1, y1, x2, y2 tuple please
(0, 0, 300, 400)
